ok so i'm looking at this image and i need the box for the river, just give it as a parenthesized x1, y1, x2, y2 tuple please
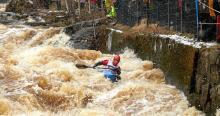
(0, 20, 208, 116)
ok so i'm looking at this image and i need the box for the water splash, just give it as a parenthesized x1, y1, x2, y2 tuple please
(217, 109, 220, 116)
(154, 40, 157, 53)
(107, 30, 113, 51)
(0, 3, 7, 12)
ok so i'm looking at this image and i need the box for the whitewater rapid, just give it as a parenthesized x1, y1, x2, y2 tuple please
(0, 24, 206, 116)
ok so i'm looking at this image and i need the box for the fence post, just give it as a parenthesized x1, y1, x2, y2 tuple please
(101, 0, 104, 17)
(157, 0, 159, 21)
(65, 0, 75, 13)
(137, 0, 139, 24)
(78, 0, 81, 17)
(88, 0, 91, 14)
(195, 0, 199, 41)
(181, 0, 183, 33)
(65, 0, 69, 12)
(168, 0, 170, 31)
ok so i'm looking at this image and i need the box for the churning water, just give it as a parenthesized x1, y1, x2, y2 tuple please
(107, 29, 113, 51)
(0, 24, 205, 116)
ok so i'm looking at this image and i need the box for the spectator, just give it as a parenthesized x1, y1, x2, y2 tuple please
(97, 0, 102, 11)
(214, 0, 220, 43)
(56, 0, 61, 10)
(90, 0, 98, 11)
(105, 0, 116, 18)
(44, 0, 51, 9)
(80, 0, 86, 9)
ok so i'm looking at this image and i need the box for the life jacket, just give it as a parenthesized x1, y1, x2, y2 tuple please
(105, 60, 119, 74)
(101, 60, 120, 75)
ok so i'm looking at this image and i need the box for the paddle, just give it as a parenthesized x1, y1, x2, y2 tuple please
(75, 64, 93, 69)
(75, 64, 113, 70)
(75, 64, 121, 82)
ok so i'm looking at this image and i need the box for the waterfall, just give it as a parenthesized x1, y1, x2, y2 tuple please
(107, 29, 113, 51)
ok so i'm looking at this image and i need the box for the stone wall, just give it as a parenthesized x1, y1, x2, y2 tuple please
(193, 46, 220, 114)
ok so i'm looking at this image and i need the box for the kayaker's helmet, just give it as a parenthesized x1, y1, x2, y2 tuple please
(113, 55, 120, 66)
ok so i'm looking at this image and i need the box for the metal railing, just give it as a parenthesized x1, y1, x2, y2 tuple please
(0, 0, 218, 42)
(0, 0, 9, 3)
(115, 0, 220, 42)
(116, 0, 196, 35)
(150, 0, 196, 33)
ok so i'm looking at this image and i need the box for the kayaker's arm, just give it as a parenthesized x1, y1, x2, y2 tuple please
(116, 67, 121, 75)
(93, 60, 108, 68)
(93, 61, 102, 68)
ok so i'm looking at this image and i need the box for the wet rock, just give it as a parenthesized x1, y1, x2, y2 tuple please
(4, 0, 106, 26)
(200, 83, 209, 110)
(0, 12, 18, 24)
(41, 11, 73, 26)
(5, 0, 47, 14)
(64, 18, 107, 49)
(4, 0, 72, 26)
(6, 0, 35, 14)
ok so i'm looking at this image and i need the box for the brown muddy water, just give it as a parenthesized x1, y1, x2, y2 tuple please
(0, 24, 206, 116)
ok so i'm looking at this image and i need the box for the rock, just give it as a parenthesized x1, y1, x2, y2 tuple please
(6, 0, 35, 14)
(200, 83, 209, 110)
(0, 12, 18, 24)
(5, 0, 51, 14)
(64, 18, 107, 49)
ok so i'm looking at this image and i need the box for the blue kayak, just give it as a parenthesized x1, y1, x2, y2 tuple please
(103, 70, 119, 82)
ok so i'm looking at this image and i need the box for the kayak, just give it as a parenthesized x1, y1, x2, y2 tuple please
(103, 70, 119, 82)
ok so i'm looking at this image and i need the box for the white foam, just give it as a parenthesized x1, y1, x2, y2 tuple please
(159, 34, 217, 48)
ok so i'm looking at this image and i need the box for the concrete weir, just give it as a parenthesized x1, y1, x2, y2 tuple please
(96, 28, 220, 115)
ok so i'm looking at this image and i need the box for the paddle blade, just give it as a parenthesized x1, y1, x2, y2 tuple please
(75, 64, 92, 69)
